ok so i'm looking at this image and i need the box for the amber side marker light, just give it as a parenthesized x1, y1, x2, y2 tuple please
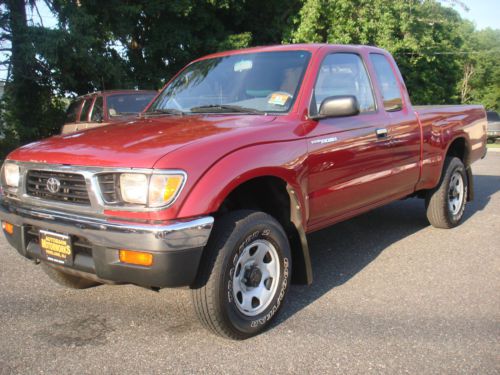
(119, 250, 153, 267)
(2, 221, 14, 235)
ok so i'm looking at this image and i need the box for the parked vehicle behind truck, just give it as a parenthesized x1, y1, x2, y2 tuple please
(0, 44, 487, 339)
(62, 90, 157, 134)
(486, 111, 500, 143)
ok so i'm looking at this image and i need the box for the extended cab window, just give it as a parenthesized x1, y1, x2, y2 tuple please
(65, 100, 82, 123)
(79, 98, 93, 122)
(90, 96, 104, 122)
(369, 54, 403, 111)
(314, 53, 375, 113)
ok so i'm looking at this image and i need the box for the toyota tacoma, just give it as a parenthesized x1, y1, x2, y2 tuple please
(0, 44, 487, 339)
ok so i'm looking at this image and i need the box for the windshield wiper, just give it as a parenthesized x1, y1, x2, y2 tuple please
(142, 108, 186, 117)
(190, 104, 263, 115)
(113, 112, 137, 116)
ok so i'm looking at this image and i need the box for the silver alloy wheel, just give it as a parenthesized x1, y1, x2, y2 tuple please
(232, 239, 281, 317)
(448, 171, 465, 215)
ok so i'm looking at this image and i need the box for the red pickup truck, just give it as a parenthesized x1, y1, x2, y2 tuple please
(0, 44, 487, 339)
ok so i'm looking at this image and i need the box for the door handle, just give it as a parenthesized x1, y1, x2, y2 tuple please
(375, 128, 389, 139)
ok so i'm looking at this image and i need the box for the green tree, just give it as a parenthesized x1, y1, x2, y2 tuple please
(288, 0, 467, 105)
(460, 27, 500, 111)
(40, 0, 302, 91)
(0, 0, 65, 160)
(31, 1, 130, 95)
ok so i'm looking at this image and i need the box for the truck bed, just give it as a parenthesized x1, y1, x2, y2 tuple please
(414, 104, 487, 191)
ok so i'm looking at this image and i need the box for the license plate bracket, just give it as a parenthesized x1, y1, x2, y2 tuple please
(39, 230, 73, 266)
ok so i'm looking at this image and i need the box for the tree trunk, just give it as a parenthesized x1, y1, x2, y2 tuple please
(460, 63, 474, 104)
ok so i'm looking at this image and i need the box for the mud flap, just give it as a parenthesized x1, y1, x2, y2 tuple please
(287, 185, 313, 285)
(466, 166, 474, 202)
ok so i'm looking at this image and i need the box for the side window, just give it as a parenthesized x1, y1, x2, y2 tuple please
(314, 53, 375, 113)
(65, 100, 82, 123)
(369, 54, 403, 111)
(90, 96, 104, 122)
(79, 98, 93, 122)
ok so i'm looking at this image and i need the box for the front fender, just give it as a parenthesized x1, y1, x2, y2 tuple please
(177, 141, 312, 284)
(178, 142, 308, 220)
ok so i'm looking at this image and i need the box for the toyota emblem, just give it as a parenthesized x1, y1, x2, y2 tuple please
(46, 177, 61, 194)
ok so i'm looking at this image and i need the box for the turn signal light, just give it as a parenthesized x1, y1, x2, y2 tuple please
(2, 221, 14, 235)
(119, 250, 153, 267)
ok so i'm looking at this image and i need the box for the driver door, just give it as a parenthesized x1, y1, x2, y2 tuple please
(305, 52, 396, 230)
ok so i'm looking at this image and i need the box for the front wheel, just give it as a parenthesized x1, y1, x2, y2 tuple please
(191, 210, 291, 339)
(425, 157, 468, 229)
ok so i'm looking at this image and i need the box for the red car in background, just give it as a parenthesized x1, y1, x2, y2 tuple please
(62, 90, 157, 134)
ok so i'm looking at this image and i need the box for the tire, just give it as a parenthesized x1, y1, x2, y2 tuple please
(191, 210, 292, 340)
(425, 156, 468, 229)
(41, 263, 101, 289)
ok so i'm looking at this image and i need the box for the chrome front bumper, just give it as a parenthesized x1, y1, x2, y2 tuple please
(0, 201, 213, 252)
(0, 198, 214, 287)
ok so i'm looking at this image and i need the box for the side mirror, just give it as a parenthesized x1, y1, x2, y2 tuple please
(311, 95, 360, 120)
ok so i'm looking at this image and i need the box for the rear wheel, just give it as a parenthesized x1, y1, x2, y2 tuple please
(425, 157, 468, 228)
(191, 210, 291, 339)
(41, 263, 100, 289)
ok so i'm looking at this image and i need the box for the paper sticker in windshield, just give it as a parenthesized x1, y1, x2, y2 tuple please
(234, 60, 253, 72)
(268, 92, 291, 106)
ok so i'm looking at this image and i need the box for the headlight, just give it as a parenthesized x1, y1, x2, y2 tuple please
(119, 172, 185, 207)
(3, 163, 20, 188)
(120, 173, 148, 205)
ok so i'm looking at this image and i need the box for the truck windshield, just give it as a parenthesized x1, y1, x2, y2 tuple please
(148, 51, 311, 115)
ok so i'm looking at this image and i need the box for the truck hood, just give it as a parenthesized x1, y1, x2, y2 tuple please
(8, 115, 276, 168)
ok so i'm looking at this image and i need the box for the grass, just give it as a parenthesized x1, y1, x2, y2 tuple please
(487, 143, 500, 148)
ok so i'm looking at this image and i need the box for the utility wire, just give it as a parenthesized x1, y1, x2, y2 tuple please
(395, 50, 500, 55)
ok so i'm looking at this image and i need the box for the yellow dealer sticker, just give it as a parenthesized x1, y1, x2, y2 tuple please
(268, 92, 291, 106)
(39, 230, 72, 265)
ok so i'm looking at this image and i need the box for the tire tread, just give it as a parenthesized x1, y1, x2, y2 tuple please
(425, 157, 466, 229)
(191, 210, 285, 339)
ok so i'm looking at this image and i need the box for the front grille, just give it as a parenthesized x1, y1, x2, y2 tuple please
(97, 173, 120, 203)
(26, 170, 90, 205)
